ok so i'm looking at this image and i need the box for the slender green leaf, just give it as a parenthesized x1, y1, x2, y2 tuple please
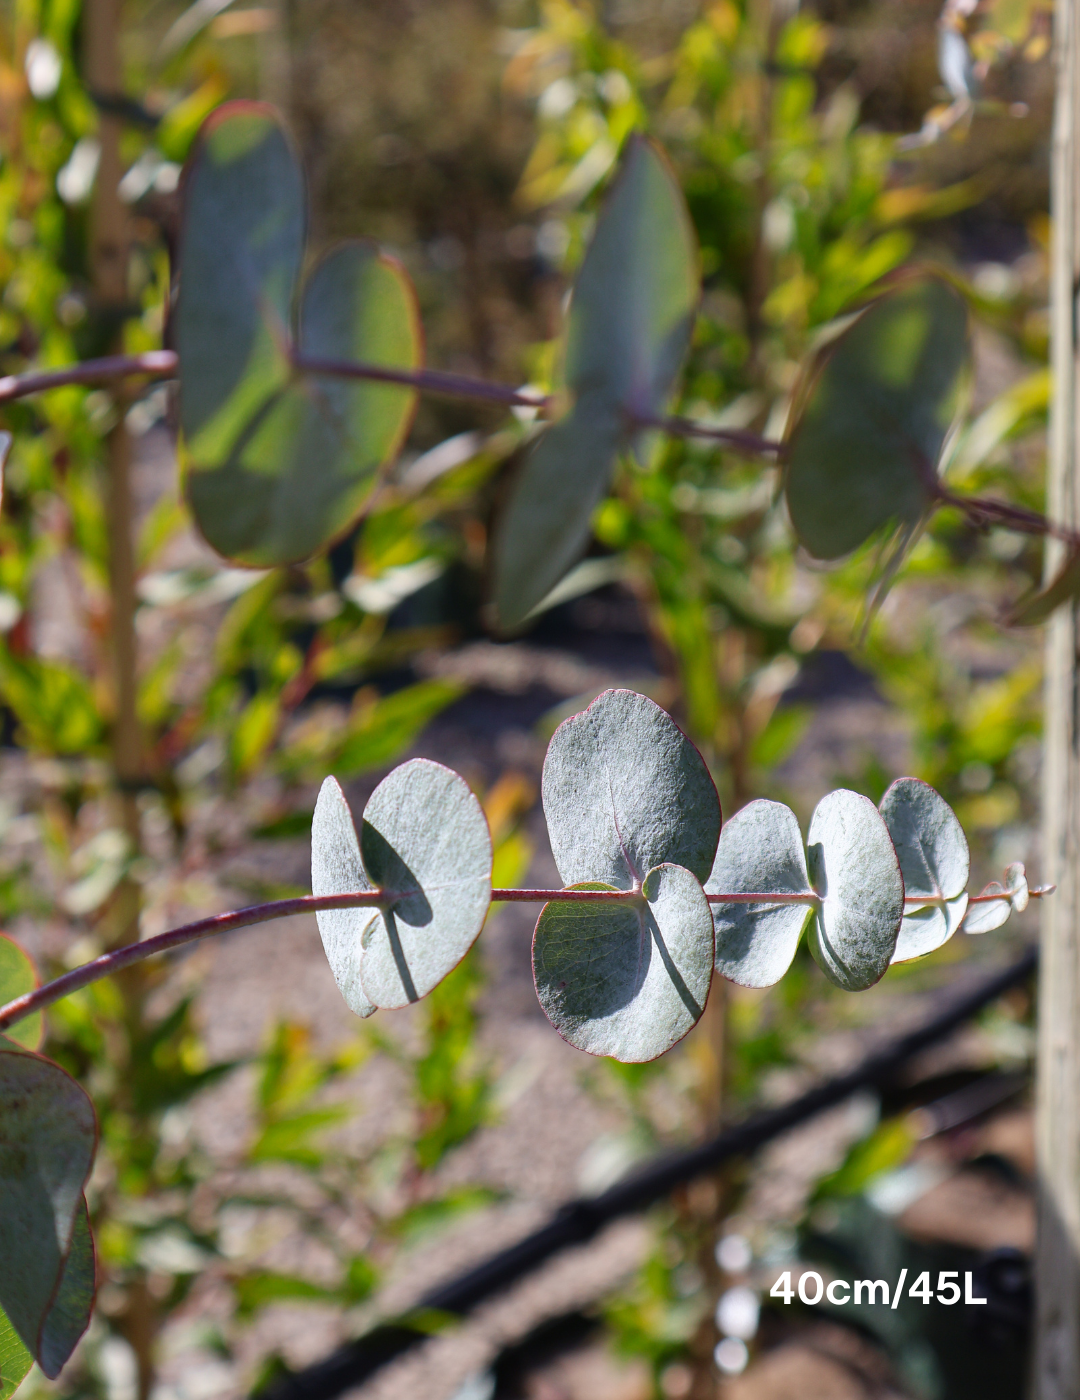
(807, 789, 904, 990)
(1007, 545, 1080, 626)
(880, 777, 968, 963)
(0, 1308, 31, 1400)
(0, 934, 42, 1051)
(532, 864, 713, 1061)
(0, 1043, 96, 1377)
(708, 800, 815, 988)
(542, 688, 720, 888)
(493, 412, 619, 632)
(785, 277, 969, 559)
(492, 135, 699, 630)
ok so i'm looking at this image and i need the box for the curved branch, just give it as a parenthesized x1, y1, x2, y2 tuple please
(0, 351, 178, 404)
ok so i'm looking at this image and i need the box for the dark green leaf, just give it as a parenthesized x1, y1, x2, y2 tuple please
(492, 136, 699, 630)
(0, 1043, 96, 1377)
(178, 105, 421, 566)
(785, 277, 969, 559)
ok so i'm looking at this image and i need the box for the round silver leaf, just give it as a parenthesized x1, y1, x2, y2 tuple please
(807, 789, 904, 991)
(311, 776, 377, 1019)
(880, 777, 969, 963)
(358, 759, 492, 1009)
(708, 799, 815, 988)
(542, 689, 720, 889)
(532, 863, 714, 1062)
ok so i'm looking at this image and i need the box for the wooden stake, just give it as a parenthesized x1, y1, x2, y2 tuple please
(1035, 2, 1080, 1393)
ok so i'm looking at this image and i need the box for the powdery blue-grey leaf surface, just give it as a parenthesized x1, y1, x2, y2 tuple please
(708, 799, 815, 988)
(962, 881, 1011, 934)
(0, 1043, 96, 1375)
(312, 776, 377, 1019)
(542, 689, 720, 889)
(880, 777, 969, 963)
(37, 1197, 94, 1380)
(532, 864, 713, 1061)
(807, 789, 904, 991)
(358, 759, 492, 1009)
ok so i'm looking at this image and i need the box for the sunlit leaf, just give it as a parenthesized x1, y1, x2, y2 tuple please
(532, 864, 713, 1061)
(311, 777, 377, 1019)
(785, 277, 970, 559)
(0, 1306, 31, 1400)
(708, 800, 815, 988)
(880, 777, 969, 963)
(807, 789, 904, 990)
(178, 104, 421, 566)
(312, 763, 493, 1015)
(357, 760, 492, 1009)
(0, 1043, 96, 1376)
(0, 934, 42, 1050)
(542, 688, 720, 889)
(962, 880, 1012, 933)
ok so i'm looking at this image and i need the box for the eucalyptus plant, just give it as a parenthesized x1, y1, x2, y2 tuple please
(0, 62, 1062, 1396)
(0, 685, 1051, 1388)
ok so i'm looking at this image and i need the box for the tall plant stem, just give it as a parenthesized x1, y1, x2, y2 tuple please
(1036, 1, 1080, 1391)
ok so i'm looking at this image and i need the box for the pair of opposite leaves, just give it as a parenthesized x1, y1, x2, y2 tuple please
(175, 99, 698, 603)
(0, 937, 96, 1394)
(312, 689, 973, 1065)
(177, 104, 979, 629)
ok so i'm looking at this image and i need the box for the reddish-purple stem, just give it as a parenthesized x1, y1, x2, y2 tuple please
(0, 351, 178, 404)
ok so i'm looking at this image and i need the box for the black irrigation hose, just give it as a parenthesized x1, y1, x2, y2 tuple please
(256, 944, 1039, 1400)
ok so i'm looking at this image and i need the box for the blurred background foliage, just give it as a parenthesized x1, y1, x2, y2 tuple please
(0, 0, 1054, 1395)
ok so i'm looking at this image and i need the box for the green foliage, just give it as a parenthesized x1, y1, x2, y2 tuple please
(0, 933, 42, 1051)
(177, 103, 421, 566)
(785, 277, 970, 559)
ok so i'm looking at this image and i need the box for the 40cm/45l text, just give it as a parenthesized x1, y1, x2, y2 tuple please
(771, 1269, 988, 1308)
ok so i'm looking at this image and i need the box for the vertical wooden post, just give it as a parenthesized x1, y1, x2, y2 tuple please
(1035, 1, 1080, 1394)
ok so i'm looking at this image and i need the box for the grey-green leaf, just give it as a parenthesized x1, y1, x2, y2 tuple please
(358, 759, 492, 1009)
(0, 933, 42, 1050)
(0, 1043, 96, 1375)
(532, 864, 713, 1061)
(492, 410, 620, 632)
(807, 789, 904, 990)
(176, 102, 302, 482)
(708, 800, 815, 988)
(542, 689, 721, 889)
(492, 135, 699, 631)
(564, 134, 699, 422)
(962, 881, 1012, 934)
(880, 777, 969, 963)
(785, 277, 969, 559)
(187, 240, 420, 565)
(38, 1197, 95, 1380)
(312, 776, 377, 1020)
(178, 104, 421, 567)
